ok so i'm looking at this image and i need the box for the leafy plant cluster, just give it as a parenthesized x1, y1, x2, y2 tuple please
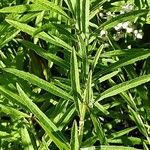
(0, 0, 150, 149)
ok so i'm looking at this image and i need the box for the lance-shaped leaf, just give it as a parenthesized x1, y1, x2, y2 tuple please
(19, 40, 69, 70)
(2, 68, 73, 101)
(94, 50, 150, 80)
(98, 9, 149, 30)
(96, 74, 150, 102)
(70, 49, 82, 114)
(70, 121, 79, 150)
(20, 126, 35, 150)
(90, 112, 108, 145)
(32, 0, 70, 19)
(82, 0, 90, 34)
(92, 44, 104, 71)
(5, 19, 72, 52)
(17, 83, 70, 150)
(0, 4, 49, 13)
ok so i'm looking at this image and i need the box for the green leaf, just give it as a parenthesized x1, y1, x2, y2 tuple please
(99, 9, 149, 30)
(5, 19, 72, 52)
(94, 102, 109, 115)
(70, 49, 82, 113)
(100, 49, 149, 58)
(92, 44, 104, 71)
(19, 40, 70, 70)
(94, 50, 150, 80)
(0, 104, 29, 119)
(20, 126, 35, 150)
(85, 70, 93, 105)
(64, 0, 76, 17)
(90, 112, 108, 145)
(82, 0, 89, 34)
(32, 0, 70, 19)
(95, 70, 120, 84)
(16, 83, 70, 150)
(90, 0, 107, 19)
(70, 121, 79, 150)
(0, 4, 49, 13)
(0, 30, 20, 49)
(96, 74, 150, 101)
(0, 86, 26, 107)
(2, 68, 73, 101)
(129, 106, 148, 137)
(109, 127, 137, 139)
(81, 145, 136, 150)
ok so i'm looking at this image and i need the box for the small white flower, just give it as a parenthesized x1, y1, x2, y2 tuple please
(123, 4, 133, 12)
(122, 21, 130, 29)
(127, 45, 131, 49)
(136, 33, 143, 39)
(100, 30, 107, 36)
(106, 11, 112, 16)
(104, 43, 109, 48)
(126, 27, 133, 33)
(99, 13, 104, 17)
(120, 10, 125, 14)
(113, 35, 119, 41)
(114, 23, 123, 30)
(134, 30, 138, 35)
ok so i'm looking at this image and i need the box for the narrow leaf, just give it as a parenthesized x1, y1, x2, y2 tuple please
(2, 68, 73, 101)
(70, 121, 79, 150)
(90, 112, 108, 145)
(33, 0, 70, 19)
(96, 74, 150, 101)
(20, 126, 35, 150)
(99, 9, 149, 30)
(70, 49, 81, 113)
(19, 40, 69, 70)
(17, 83, 70, 150)
(94, 50, 150, 80)
(6, 19, 72, 52)
(92, 44, 104, 71)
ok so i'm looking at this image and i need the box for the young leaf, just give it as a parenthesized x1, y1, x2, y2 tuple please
(0, 4, 49, 13)
(20, 126, 35, 150)
(80, 145, 136, 150)
(70, 121, 80, 150)
(0, 104, 29, 119)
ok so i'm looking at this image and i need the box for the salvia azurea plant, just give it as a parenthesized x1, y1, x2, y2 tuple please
(1, 0, 150, 149)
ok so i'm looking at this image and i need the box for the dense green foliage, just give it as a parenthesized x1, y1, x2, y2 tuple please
(0, 0, 150, 149)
